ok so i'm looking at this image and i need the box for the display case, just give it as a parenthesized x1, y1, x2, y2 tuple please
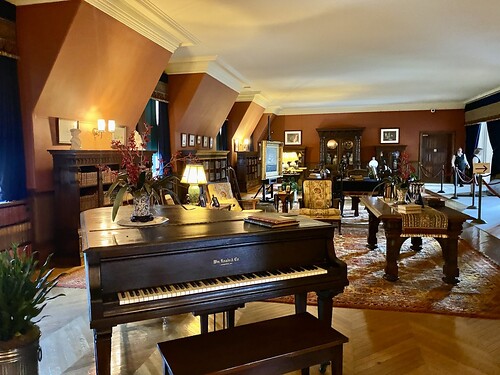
(317, 128, 364, 176)
(236, 151, 261, 192)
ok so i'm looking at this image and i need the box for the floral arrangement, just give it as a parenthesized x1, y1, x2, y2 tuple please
(105, 125, 196, 221)
(394, 151, 417, 188)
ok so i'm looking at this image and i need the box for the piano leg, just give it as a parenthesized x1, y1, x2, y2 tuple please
(295, 292, 307, 313)
(93, 328, 112, 375)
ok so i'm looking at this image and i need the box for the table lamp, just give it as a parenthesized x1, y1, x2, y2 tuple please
(282, 151, 299, 170)
(180, 164, 207, 204)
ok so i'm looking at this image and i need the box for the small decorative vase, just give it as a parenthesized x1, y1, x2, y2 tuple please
(396, 187, 408, 204)
(131, 193, 154, 222)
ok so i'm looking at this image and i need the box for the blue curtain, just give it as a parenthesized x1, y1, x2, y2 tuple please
(487, 120, 500, 177)
(0, 55, 27, 201)
(465, 123, 480, 173)
(158, 101, 170, 165)
(216, 120, 228, 151)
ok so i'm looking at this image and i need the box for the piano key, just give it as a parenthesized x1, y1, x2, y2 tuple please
(117, 265, 328, 305)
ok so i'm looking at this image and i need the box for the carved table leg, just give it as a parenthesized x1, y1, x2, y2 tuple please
(94, 328, 112, 375)
(410, 236, 422, 251)
(351, 196, 360, 217)
(383, 221, 405, 282)
(437, 236, 460, 284)
(366, 210, 380, 250)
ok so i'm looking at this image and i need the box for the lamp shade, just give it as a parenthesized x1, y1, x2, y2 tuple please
(180, 164, 207, 185)
(97, 119, 106, 132)
(108, 120, 116, 132)
(282, 152, 298, 164)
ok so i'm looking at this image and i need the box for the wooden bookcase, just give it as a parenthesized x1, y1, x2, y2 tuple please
(236, 151, 261, 192)
(49, 150, 153, 266)
(179, 150, 230, 183)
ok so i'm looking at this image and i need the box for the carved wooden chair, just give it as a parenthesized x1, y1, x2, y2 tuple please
(299, 179, 342, 234)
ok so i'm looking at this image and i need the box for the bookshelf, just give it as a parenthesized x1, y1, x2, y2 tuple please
(49, 150, 153, 265)
(236, 151, 261, 192)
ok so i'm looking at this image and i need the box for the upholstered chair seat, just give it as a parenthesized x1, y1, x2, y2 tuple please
(299, 179, 341, 234)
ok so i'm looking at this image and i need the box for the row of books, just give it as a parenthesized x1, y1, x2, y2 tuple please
(0, 221, 31, 251)
(0, 202, 28, 227)
(78, 171, 98, 187)
(244, 214, 299, 228)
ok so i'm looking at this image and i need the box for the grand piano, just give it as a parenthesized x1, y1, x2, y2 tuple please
(80, 206, 348, 375)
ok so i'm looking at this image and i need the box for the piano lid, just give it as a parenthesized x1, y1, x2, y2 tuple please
(80, 206, 334, 255)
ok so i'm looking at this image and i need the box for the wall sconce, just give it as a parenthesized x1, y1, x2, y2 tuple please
(93, 119, 116, 139)
(180, 164, 207, 204)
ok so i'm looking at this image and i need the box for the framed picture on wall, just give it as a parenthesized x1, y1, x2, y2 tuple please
(112, 126, 127, 144)
(284, 130, 302, 145)
(197, 135, 202, 145)
(57, 118, 78, 144)
(380, 128, 400, 144)
(181, 133, 187, 147)
(188, 134, 195, 147)
(203, 136, 209, 148)
(209, 137, 214, 149)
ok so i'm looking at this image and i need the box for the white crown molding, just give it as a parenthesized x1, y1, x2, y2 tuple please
(236, 91, 269, 109)
(84, 0, 197, 52)
(277, 101, 465, 116)
(166, 56, 247, 93)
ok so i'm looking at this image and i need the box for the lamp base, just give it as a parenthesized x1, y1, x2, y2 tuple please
(188, 184, 201, 204)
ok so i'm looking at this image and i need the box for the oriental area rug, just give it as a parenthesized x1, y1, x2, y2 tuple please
(57, 224, 500, 319)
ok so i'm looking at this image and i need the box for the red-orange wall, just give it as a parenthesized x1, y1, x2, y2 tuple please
(268, 109, 465, 167)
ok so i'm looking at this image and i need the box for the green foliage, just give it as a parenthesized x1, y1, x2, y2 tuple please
(281, 179, 299, 192)
(0, 245, 64, 342)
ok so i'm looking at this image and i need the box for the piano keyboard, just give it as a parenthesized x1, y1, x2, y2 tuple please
(117, 265, 327, 305)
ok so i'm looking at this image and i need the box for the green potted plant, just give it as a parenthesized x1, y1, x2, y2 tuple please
(0, 244, 64, 374)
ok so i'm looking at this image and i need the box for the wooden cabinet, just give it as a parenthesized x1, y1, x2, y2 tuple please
(236, 151, 261, 192)
(49, 150, 152, 266)
(317, 128, 364, 176)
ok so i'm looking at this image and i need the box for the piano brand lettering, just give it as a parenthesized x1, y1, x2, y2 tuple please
(213, 257, 240, 266)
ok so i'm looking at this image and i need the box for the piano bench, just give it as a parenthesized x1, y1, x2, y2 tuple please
(157, 312, 348, 375)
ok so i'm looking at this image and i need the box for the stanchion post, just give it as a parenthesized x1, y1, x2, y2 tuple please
(467, 173, 476, 209)
(437, 164, 445, 193)
(472, 174, 486, 224)
(451, 167, 458, 199)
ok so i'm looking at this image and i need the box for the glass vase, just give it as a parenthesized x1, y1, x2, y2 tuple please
(396, 187, 408, 205)
(131, 192, 154, 222)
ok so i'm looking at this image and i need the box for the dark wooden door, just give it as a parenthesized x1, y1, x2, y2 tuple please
(419, 132, 454, 183)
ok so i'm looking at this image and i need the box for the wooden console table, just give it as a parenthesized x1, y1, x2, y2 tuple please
(360, 197, 472, 284)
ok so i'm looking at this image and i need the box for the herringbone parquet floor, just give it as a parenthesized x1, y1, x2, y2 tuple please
(39, 287, 499, 374)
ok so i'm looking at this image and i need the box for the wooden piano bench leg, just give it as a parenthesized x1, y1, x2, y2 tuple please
(158, 312, 348, 375)
(194, 304, 245, 334)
